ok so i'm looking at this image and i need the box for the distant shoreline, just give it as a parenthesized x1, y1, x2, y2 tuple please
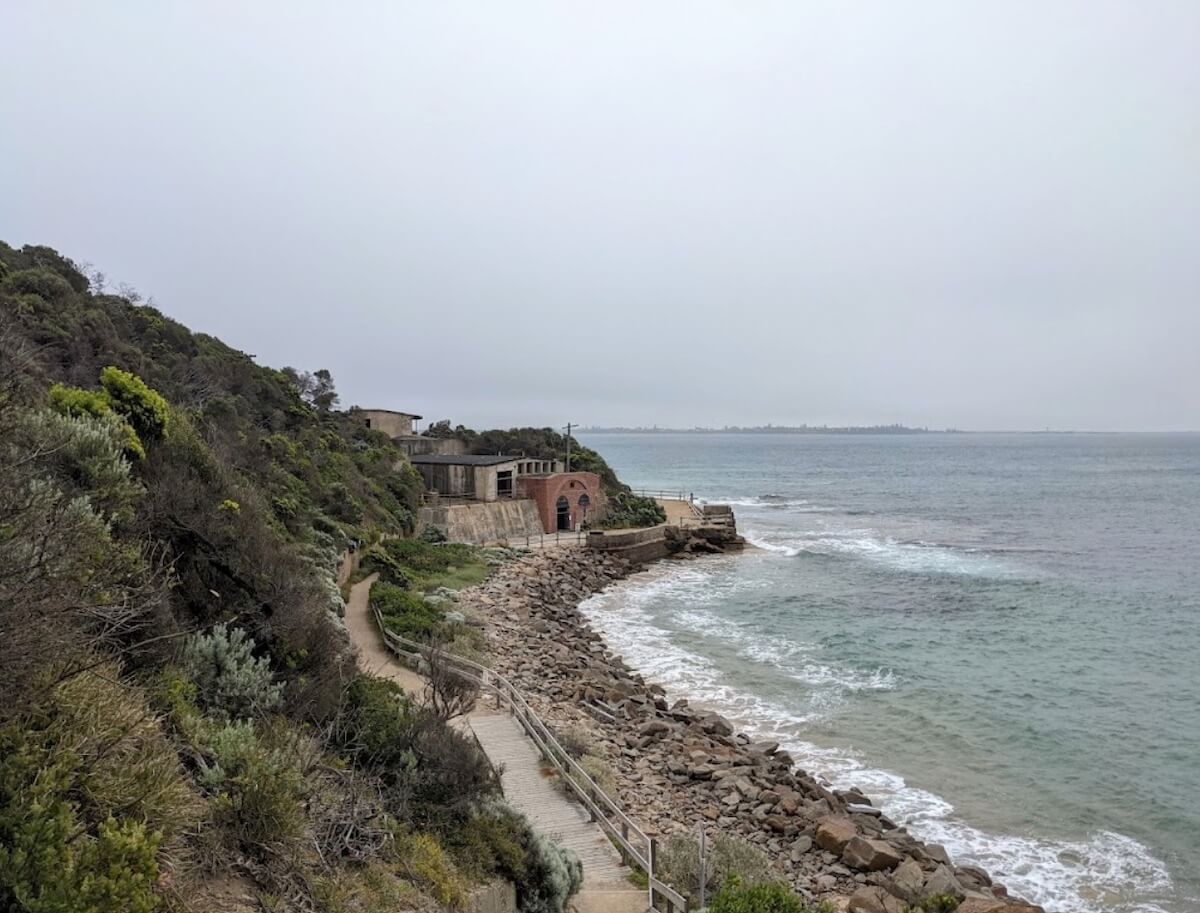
(580, 425, 954, 434)
(578, 427, 1200, 435)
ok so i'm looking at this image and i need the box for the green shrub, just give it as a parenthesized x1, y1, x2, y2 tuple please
(360, 544, 416, 588)
(337, 676, 420, 772)
(555, 724, 594, 759)
(520, 832, 583, 913)
(21, 408, 142, 520)
(198, 719, 307, 857)
(390, 829, 468, 909)
(451, 800, 583, 913)
(655, 832, 774, 906)
(48, 383, 147, 461)
(49, 669, 199, 844)
(98, 366, 170, 442)
(336, 676, 496, 827)
(0, 725, 163, 913)
(181, 623, 282, 719)
(444, 800, 528, 883)
(575, 754, 617, 797)
(370, 582, 442, 642)
(599, 492, 666, 529)
(917, 895, 962, 913)
(48, 383, 111, 421)
(708, 879, 808, 913)
(310, 862, 419, 913)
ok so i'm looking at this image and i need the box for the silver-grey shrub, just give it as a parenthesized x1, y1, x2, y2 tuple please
(524, 832, 584, 913)
(181, 623, 282, 719)
(656, 831, 774, 906)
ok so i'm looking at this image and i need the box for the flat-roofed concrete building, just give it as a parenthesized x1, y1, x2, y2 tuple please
(411, 453, 564, 503)
(353, 408, 422, 438)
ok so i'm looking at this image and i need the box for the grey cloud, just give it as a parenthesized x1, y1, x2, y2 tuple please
(2, 1, 1197, 430)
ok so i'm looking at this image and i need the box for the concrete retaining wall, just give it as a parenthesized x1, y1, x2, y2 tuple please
(420, 499, 545, 545)
(467, 880, 517, 913)
(587, 525, 670, 562)
(336, 547, 361, 587)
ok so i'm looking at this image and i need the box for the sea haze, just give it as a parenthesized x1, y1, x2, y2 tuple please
(577, 432, 1199, 913)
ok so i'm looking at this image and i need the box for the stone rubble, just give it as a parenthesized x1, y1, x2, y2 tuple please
(458, 548, 1045, 912)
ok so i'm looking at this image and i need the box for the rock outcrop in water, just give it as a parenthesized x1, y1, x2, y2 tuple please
(458, 548, 1045, 911)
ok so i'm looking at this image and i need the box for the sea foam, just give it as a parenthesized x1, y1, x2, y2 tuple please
(578, 562, 1174, 913)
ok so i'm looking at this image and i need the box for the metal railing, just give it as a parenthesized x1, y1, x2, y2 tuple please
(426, 529, 586, 549)
(630, 488, 693, 502)
(371, 608, 689, 913)
(512, 528, 587, 548)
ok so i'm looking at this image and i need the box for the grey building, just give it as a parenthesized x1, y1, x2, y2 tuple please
(411, 453, 563, 502)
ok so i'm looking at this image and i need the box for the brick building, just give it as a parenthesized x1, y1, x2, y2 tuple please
(518, 472, 605, 532)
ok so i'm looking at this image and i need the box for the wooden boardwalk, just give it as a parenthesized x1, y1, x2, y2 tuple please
(469, 712, 631, 889)
(344, 577, 646, 911)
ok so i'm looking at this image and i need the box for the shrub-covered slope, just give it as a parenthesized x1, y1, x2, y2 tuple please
(0, 242, 582, 913)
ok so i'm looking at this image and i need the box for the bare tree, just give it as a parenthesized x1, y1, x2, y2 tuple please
(117, 281, 143, 304)
(422, 644, 479, 721)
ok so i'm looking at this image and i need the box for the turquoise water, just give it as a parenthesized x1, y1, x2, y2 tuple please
(577, 433, 1199, 913)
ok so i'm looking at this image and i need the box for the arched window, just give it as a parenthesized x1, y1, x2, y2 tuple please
(578, 493, 591, 509)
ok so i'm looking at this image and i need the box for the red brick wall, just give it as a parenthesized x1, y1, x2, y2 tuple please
(518, 472, 605, 533)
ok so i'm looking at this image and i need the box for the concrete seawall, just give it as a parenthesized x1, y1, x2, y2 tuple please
(586, 525, 671, 562)
(419, 499, 545, 545)
(586, 507, 744, 562)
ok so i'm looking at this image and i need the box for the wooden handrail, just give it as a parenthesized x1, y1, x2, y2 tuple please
(371, 606, 689, 912)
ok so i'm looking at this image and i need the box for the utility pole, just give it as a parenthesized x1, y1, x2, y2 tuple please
(563, 422, 573, 472)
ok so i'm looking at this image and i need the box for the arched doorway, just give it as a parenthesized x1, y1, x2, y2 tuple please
(556, 495, 571, 531)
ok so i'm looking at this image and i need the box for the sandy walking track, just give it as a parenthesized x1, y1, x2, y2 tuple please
(343, 574, 648, 912)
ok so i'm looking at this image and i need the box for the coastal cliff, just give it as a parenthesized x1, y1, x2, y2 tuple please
(456, 548, 1045, 913)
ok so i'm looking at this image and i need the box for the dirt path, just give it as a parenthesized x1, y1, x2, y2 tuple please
(343, 575, 647, 912)
(344, 573, 426, 695)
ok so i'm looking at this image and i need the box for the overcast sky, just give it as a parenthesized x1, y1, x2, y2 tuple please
(2, 3, 1197, 430)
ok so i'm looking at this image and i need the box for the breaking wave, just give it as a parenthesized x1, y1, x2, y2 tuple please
(745, 530, 1021, 578)
(578, 563, 1174, 913)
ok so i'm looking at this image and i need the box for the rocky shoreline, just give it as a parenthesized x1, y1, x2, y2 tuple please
(456, 548, 1045, 913)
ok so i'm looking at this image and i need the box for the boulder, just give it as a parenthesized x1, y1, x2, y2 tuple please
(886, 857, 925, 902)
(956, 902, 1042, 913)
(638, 719, 672, 738)
(847, 886, 906, 913)
(922, 865, 965, 901)
(790, 835, 813, 857)
(958, 864, 994, 887)
(700, 713, 734, 736)
(842, 836, 903, 872)
(922, 843, 953, 866)
(816, 816, 858, 853)
(954, 901, 1007, 913)
(733, 777, 757, 798)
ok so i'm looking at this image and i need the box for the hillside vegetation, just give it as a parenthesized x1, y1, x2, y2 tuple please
(0, 242, 582, 913)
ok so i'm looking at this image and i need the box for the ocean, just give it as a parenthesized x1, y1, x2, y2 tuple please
(575, 432, 1199, 913)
